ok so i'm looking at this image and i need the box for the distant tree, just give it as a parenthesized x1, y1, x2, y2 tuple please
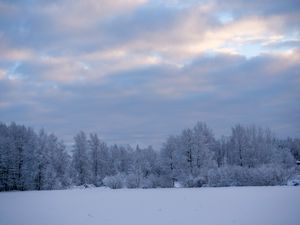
(181, 128, 194, 175)
(192, 122, 216, 172)
(213, 136, 228, 167)
(0, 123, 13, 190)
(160, 122, 217, 187)
(71, 131, 91, 185)
(46, 133, 71, 189)
(34, 130, 70, 190)
(0, 121, 298, 191)
(227, 124, 295, 169)
(160, 135, 179, 187)
(126, 145, 159, 188)
(9, 123, 38, 191)
(228, 124, 248, 166)
(278, 138, 300, 161)
(35, 129, 49, 190)
(88, 133, 111, 186)
(110, 144, 131, 175)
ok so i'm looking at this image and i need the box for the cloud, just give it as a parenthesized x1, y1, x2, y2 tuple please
(86, 2, 299, 62)
(0, 69, 6, 80)
(1, 49, 299, 147)
(0, 0, 299, 147)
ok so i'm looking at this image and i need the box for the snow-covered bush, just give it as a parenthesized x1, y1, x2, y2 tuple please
(70, 184, 96, 189)
(181, 175, 207, 187)
(1, 121, 298, 192)
(207, 167, 232, 187)
(125, 173, 172, 189)
(141, 175, 159, 188)
(208, 165, 295, 187)
(154, 175, 174, 188)
(103, 174, 124, 189)
(125, 173, 140, 188)
(140, 178, 154, 188)
(287, 175, 300, 186)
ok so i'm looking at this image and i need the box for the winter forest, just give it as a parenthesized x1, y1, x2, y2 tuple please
(0, 121, 299, 191)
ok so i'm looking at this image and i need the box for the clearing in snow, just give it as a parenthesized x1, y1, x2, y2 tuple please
(0, 186, 299, 225)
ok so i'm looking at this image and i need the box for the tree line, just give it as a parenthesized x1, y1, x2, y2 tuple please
(0, 122, 299, 191)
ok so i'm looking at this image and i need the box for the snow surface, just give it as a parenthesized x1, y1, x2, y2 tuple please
(0, 186, 299, 225)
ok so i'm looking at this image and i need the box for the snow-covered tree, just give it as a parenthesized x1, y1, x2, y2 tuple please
(88, 133, 110, 186)
(160, 135, 180, 187)
(0, 121, 298, 191)
(110, 144, 131, 175)
(46, 133, 71, 189)
(191, 122, 216, 172)
(278, 138, 300, 161)
(71, 131, 91, 185)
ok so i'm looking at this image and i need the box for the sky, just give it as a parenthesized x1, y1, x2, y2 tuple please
(0, 0, 300, 148)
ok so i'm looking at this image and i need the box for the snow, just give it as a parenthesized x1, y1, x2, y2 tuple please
(287, 175, 300, 186)
(0, 186, 299, 225)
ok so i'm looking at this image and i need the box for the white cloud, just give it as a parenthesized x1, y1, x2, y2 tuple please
(38, 0, 148, 30)
(0, 69, 6, 80)
(0, 0, 299, 145)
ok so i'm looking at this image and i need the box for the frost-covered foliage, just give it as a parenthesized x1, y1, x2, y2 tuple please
(159, 123, 297, 188)
(160, 122, 217, 187)
(207, 165, 295, 187)
(0, 123, 71, 191)
(277, 138, 300, 161)
(125, 173, 140, 188)
(0, 121, 299, 191)
(103, 173, 124, 189)
(71, 131, 91, 185)
(287, 175, 300, 186)
(226, 125, 295, 168)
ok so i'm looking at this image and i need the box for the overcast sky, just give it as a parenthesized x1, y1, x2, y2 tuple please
(0, 0, 299, 148)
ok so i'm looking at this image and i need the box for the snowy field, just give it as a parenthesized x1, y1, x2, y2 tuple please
(0, 186, 299, 225)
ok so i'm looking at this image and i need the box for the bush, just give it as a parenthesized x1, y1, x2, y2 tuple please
(103, 174, 124, 189)
(207, 165, 295, 187)
(287, 175, 300, 186)
(181, 175, 207, 187)
(125, 173, 140, 188)
(154, 176, 174, 188)
(141, 175, 159, 188)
